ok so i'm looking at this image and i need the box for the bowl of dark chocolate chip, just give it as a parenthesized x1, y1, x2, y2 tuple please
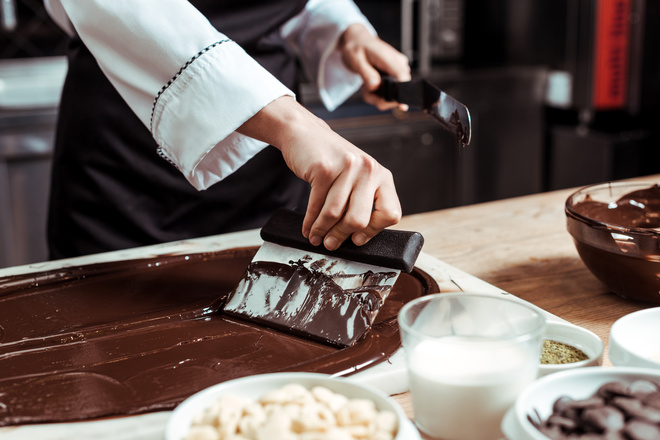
(566, 181, 660, 304)
(538, 321, 604, 377)
(502, 367, 660, 440)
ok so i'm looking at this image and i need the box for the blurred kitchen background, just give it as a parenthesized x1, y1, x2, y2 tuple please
(1, 0, 659, 268)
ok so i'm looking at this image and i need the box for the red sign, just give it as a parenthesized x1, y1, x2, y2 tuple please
(592, 0, 631, 110)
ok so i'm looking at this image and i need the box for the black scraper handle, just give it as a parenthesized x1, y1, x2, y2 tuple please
(260, 208, 424, 273)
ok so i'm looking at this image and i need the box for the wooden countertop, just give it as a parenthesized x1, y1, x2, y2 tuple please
(2, 175, 658, 440)
(391, 174, 660, 435)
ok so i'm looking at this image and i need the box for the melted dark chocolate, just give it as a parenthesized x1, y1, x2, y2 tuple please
(224, 260, 397, 348)
(449, 108, 469, 147)
(572, 184, 660, 229)
(0, 247, 437, 426)
(568, 184, 660, 303)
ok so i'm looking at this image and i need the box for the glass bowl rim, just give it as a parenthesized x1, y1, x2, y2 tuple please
(565, 181, 660, 236)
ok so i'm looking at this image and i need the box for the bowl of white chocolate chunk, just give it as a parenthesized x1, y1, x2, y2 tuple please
(165, 372, 416, 440)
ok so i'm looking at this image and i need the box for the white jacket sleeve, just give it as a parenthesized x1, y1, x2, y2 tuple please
(45, 0, 293, 190)
(281, 0, 376, 111)
(44, 0, 373, 190)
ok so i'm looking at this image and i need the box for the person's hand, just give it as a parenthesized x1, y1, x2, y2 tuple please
(338, 23, 411, 111)
(236, 96, 401, 250)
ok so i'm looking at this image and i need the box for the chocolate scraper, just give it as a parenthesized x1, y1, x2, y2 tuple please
(223, 208, 424, 348)
(377, 76, 472, 146)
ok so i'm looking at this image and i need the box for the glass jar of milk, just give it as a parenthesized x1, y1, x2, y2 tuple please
(399, 293, 546, 440)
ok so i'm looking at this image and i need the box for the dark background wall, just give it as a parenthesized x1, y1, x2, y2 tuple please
(0, 0, 659, 267)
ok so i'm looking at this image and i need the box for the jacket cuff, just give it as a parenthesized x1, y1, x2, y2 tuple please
(151, 40, 294, 190)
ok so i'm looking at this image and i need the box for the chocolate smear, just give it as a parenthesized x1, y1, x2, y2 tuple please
(224, 259, 398, 348)
(0, 247, 436, 426)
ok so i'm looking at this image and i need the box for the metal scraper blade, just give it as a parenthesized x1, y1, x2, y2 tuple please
(222, 209, 424, 348)
(224, 242, 400, 347)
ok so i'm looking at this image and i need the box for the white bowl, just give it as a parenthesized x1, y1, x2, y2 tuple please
(537, 321, 604, 377)
(610, 307, 660, 368)
(502, 366, 660, 440)
(165, 372, 419, 440)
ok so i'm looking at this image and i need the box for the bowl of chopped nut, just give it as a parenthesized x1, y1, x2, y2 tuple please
(502, 367, 660, 440)
(537, 321, 604, 378)
(165, 372, 417, 440)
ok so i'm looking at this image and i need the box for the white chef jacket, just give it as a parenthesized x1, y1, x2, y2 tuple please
(44, 0, 376, 190)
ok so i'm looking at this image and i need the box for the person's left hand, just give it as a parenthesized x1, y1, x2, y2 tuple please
(338, 23, 411, 111)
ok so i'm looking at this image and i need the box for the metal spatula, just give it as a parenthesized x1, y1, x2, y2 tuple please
(377, 76, 472, 146)
(222, 209, 424, 348)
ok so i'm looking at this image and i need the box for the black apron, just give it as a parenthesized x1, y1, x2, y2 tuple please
(47, 0, 309, 260)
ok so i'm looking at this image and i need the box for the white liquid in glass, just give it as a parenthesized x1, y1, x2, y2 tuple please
(409, 337, 537, 440)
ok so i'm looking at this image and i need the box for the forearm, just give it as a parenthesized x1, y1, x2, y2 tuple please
(237, 95, 401, 250)
(236, 96, 325, 152)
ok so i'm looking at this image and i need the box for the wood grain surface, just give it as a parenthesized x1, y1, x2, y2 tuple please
(390, 174, 660, 437)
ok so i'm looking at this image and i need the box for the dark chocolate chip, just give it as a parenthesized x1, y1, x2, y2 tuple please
(547, 414, 579, 430)
(601, 431, 628, 440)
(598, 381, 632, 400)
(569, 397, 607, 410)
(554, 395, 576, 413)
(576, 434, 607, 439)
(538, 424, 568, 439)
(560, 406, 582, 421)
(624, 419, 660, 440)
(636, 406, 660, 424)
(642, 392, 660, 410)
(630, 380, 660, 398)
(612, 396, 646, 418)
(582, 406, 625, 432)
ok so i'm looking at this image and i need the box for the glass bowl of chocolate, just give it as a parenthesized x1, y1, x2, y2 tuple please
(566, 181, 660, 303)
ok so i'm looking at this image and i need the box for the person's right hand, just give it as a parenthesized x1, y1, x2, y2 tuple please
(237, 95, 401, 251)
